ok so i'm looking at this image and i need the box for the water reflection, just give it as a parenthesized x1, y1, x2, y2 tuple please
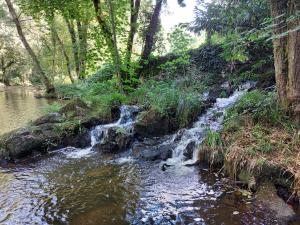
(0, 87, 53, 135)
(0, 150, 285, 225)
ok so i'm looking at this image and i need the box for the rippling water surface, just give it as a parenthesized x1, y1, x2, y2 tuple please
(0, 151, 280, 225)
(0, 87, 53, 135)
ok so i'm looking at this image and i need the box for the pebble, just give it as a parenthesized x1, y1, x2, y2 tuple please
(233, 211, 239, 215)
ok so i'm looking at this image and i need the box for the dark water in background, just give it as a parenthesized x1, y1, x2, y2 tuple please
(0, 87, 53, 135)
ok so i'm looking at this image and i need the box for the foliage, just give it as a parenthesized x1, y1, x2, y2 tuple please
(43, 102, 62, 113)
(86, 64, 115, 84)
(131, 80, 203, 127)
(225, 90, 294, 130)
(206, 130, 223, 149)
(168, 26, 193, 54)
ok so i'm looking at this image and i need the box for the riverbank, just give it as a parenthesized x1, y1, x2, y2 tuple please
(199, 89, 300, 207)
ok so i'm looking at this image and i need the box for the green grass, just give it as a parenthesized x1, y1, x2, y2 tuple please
(225, 90, 291, 127)
(43, 102, 62, 114)
(131, 80, 203, 127)
(206, 130, 223, 148)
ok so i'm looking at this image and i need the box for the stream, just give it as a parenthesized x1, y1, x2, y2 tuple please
(0, 86, 290, 224)
(0, 87, 54, 135)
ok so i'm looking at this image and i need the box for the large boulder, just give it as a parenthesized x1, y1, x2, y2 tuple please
(0, 125, 60, 160)
(0, 99, 119, 161)
(134, 109, 179, 138)
(132, 137, 174, 161)
(92, 127, 133, 154)
(34, 112, 65, 125)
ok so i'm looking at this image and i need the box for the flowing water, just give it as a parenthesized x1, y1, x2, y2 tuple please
(0, 85, 289, 225)
(0, 87, 54, 135)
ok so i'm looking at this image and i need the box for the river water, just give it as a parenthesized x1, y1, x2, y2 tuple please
(0, 86, 289, 225)
(0, 87, 53, 135)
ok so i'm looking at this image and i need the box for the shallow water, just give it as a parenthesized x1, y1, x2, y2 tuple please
(0, 87, 54, 135)
(0, 152, 282, 225)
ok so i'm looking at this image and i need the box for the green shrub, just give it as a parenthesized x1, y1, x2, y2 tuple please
(86, 64, 115, 84)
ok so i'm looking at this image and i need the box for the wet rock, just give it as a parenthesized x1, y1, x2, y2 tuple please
(93, 127, 133, 153)
(62, 130, 91, 148)
(134, 109, 178, 138)
(183, 141, 196, 160)
(132, 139, 173, 161)
(256, 181, 296, 223)
(60, 98, 89, 118)
(34, 113, 65, 125)
(238, 170, 257, 191)
(0, 128, 51, 159)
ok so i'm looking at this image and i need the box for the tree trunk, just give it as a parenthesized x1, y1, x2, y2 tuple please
(206, 29, 212, 45)
(270, 0, 300, 119)
(270, 0, 288, 108)
(77, 20, 88, 80)
(65, 17, 80, 79)
(52, 27, 75, 83)
(92, 0, 123, 90)
(139, 0, 163, 78)
(4, 0, 55, 95)
(120, 0, 141, 81)
(287, 0, 300, 118)
(125, 0, 141, 64)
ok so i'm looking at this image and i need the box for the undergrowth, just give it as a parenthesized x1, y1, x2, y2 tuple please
(201, 90, 300, 195)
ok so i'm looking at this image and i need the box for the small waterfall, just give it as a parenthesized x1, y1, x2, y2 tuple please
(166, 83, 253, 165)
(90, 105, 139, 147)
(64, 105, 139, 159)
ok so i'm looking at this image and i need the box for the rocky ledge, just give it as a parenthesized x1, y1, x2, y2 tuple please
(0, 99, 120, 161)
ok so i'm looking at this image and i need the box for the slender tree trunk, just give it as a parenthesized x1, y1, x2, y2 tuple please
(125, 0, 141, 64)
(65, 17, 80, 79)
(50, 23, 57, 77)
(77, 19, 88, 80)
(139, 0, 163, 78)
(121, 0, 141, 81)
(52, 27, 75, 83)
(270, 0, 300, 119)
(92, 0, 123, 90)
(206, 29, 212, 45)
(287, 0, 300, 118)
(4, 0, 55, 95)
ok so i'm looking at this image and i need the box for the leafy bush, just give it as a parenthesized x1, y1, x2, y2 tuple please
(86, 64, 115, 84)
